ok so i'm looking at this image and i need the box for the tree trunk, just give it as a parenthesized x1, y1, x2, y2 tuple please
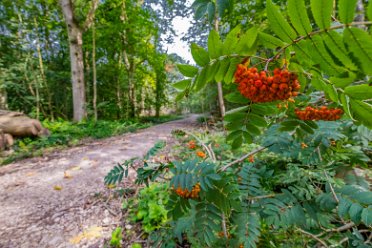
(0, 88, 7, 110)
(214, 16, 225, 118)
(92, 23, 98, 121)
(59, 0, 87, 122)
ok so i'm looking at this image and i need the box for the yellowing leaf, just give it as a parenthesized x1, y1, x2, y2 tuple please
(106, 184, 116, 189)
(70, 166, 81, 171)
(64, 171, 73, 179)
(53, 185, 62, 191)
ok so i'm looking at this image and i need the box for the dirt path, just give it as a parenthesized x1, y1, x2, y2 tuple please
(0, 115, 198, 248)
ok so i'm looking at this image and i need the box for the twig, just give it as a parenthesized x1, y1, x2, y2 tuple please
(316, 223, 355, 237)
(222, 214, 228, 239)
(323, 170, 339, 204)
(183, 130, 216, 162)
(329, 237, 348, 247)
(297, 228, 329, 248)
(219, 146, 268, 172)
(248, 194, 277, 201)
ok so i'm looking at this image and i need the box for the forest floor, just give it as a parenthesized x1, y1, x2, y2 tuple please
(0, 115, 199, 248)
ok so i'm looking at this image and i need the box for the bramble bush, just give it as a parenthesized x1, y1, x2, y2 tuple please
(106, 0, 372, 247)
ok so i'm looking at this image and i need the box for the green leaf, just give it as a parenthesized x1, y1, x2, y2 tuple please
(207, 2, 215, 24)
(192, 0, 210, 8)
(310, 0, 333, 29)
(223, 25, 241, 55)
(177, 64, 199, 77)
(350, 99, 372, 128)
(258, 32, 286, 49)
(324, 84, 339, 103)
(368, 1, 372, 21)
(323, 31, 357, 71)
(340, 93, 354, 120)
(311, 77, 326, 91)
(215, 58, 230, 82)
(338, 0, 357, 24)
(225, 106, 249, 115)
(345, 84, 372, 100)
(311, 35, 344, 75)
(208, 30, 223, 59)
(194, 67, 208, 92)
(330, 72, 356, 88)
(249, 114, 267, 127)
(338, 198, 352, 218)
(246, 123, 261, 136)
(236, 27, 258, 54)
(217, 0, 232, 17)
(175, 90, 187, 101)
(172, 79, 191, 91)
(288, 0, 312, 36)
(195, 2, 208, 20)
(266, 0, 297, 43)
(225, 92, 249, 104)
(344, 27, 372, 75)
(361, 207, 372, 226)
(223, 58, 241, 84)
(191, 43, 210, 66)
(206, 61, 220, 83)
(349, 202, 363, 223)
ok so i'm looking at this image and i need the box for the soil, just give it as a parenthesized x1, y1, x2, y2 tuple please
(0, 115, 199, 248)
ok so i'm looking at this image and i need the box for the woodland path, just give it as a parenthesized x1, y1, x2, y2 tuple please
(0, 115, 199, 248)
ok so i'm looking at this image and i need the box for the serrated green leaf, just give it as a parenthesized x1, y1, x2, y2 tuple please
(225, 92, 250, 104)
(299, 122, 315, 134)
(344, 27, 372, 75)
(266, 0, 297, 42)
(194, 67, 208, 92)
(350, 99, 372, 129)
(223, 25, 241, 55)
(311, 77, 326, 91)
(288, 0, 312, 36)
(172, 79, 192, 91)
(330, 73, 356, 88)
(226, 105, 249, 115)
(338, 0, 358, 24)
(224, 58, 241, 84)
(215, 58, 230, 82)
(191, 43, 210, 66)
(246, 123, 261, 136)
(361, 207, 372, 226)
(258, 32, 286, 49)
(310, 0, 333, 29)
(349, 202, 363, 223)
(338, 198, 352, 218)
(208, 30, 223, 59)
(217, 0, 232, 17)
(324, 84, 339, 103)
(177, 64, 199, 77)
(323, 31, 357, 71)
(232, 135, 243, 149)
(227, 130, 243, 142)
(340, 93, 354, 120)
(249, 114, 267, 127)
(345, 84, 372, 100)
(206, 62, 220, 83)
(207, 2, 215, 24)
(195, 2, 208, 20)
(236, 27, 258, 54)
(311, 35, 345, 75)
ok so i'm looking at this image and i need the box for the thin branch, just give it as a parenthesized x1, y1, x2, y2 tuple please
(297, 228, 329, 248)
(248, 194, 276, 201)
(219, 146, 268, 172)
(82, 0, 99, 31)
(316, 222, 355, 237)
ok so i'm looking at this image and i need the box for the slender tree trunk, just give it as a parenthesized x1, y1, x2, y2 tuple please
(59, 0, 91, 121)
(92, 23, 98, 121)
(214, 18, 225, 118)
(34, 18, 54, 120)
(0, 87, 7, 110)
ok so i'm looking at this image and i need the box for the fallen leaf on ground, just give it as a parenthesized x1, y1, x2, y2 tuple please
(70, 166, 81, 171)
(53, 185, 62, 191)
(106, 184, 116, 189)
(64, 171, 73, 179)
(69, 226, 103, 244)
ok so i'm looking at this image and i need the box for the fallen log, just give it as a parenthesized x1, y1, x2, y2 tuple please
(0, 110, 50, 138)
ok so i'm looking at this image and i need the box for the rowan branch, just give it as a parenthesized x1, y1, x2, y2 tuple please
(297, 228, 329, 248)
(219, 146, 268, 172)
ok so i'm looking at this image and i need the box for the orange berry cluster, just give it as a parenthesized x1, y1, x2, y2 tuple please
(196, 150, 207, 159)
(174, 183, 201, 199)
(295, 106, 343, 121)
(234, 65, 301, 103)
(188, 140, 196, 149)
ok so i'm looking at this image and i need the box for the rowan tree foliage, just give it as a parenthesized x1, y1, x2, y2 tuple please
(106, 0, 372, 247)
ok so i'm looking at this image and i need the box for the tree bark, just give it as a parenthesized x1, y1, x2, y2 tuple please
(92, 23, 98, 121)
(59, 0, 98, 122)
(214, 15, 225, 118)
